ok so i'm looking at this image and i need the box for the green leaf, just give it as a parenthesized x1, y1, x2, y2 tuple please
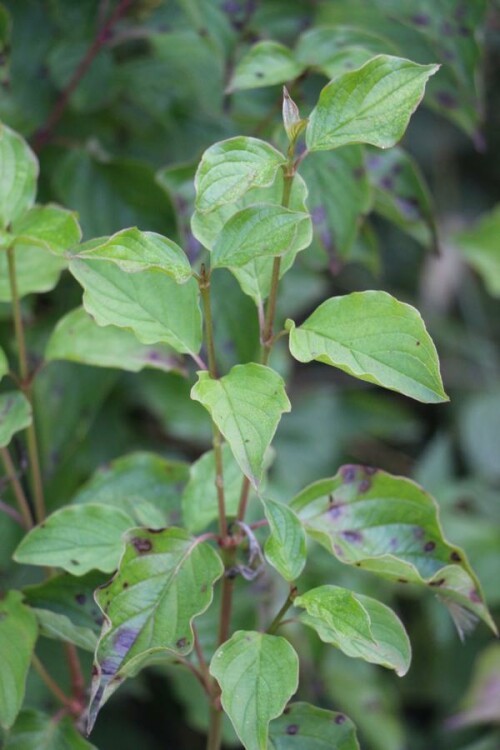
(228, 41, 305, 92)
(182, 444, 248, 532)
(454, 205, 500, 298)
(210, 631, 299, 750)
(69, 259, 202, 355)
(0, 245, 67, 302)
(261, 498, 307, 582)
(366, 147, 437, 250)
(213, 204, 312, 269)
(0, 591, 38, 730)
(52, 149, 177, 238)
(46, 307, 184, 375)
(191, 364, 291, 488)
(23, 571, 107, 640)
(269, 702, 360, 749)
(295, 585, 411, 676)
(31, 607, 97, 653)
(300, 146, 372, 259)
(14, 504, 135, 575)
(306, 55, 439, 152)
(291, 465, 496, 634)
(71, 227, 192, 283)
(192, 170, 311, 306)
(0, 392, 32, 449)
(195, 137, 286, 213)
(287, 291, 447, 403)
(314, 0, 487, 139)
(10, 204, 81, 252)
(296, 25, 396, 80)
(72, 452, 189, 528)
(0, 346, 7, 382)
(4, 710, 98, 750)
(0, 122, 38, 229)
(88, 528, 223, 731)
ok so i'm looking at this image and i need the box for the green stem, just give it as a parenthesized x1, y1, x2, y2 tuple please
(7, 245, 46, 523)
(206, 147, 298, 750)
(7, 247, 29, 382)
(260, 169, 294, 366)
(0, 446, 34, 529)
(199, 266, 227, 539)
(8, 246, 86, 710)
(267, 587, 297, 635)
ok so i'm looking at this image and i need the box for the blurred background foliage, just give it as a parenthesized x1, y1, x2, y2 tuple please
(0, 1, 499, 749)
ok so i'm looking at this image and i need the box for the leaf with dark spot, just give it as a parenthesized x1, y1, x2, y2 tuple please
(292, 466, 496, 635)
(366, 145, 437, 251)
(269, 702, 359, 749)
(87, 528, 223, 732)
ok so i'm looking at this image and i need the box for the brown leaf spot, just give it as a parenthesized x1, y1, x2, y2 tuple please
(359, 479, 371, 493)
(75, 593, 86, 605)
(424, 541, 436, 552)
(131, 537, 153, 554)
(176, 637, 188, 649)
(335, 714, 346, 724)
(286, 724, 299, 735)
(450, 551, 462, 562)
(430, 578, 446, 587)
(397, 578, 408, 584)
(469, 589, 482, 603)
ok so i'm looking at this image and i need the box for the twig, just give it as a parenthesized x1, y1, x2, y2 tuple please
(63, 643, 86, 705)
(193, 625, 213, 696)
(249, 519, 268, 530)
(31, 654, 74, 708)
(0, 446, 33, 528)
(0, 499, 24, 527)
(198, 265, 227, 539)
(32, 0, 133, 151)
(6, 246, 46, 523)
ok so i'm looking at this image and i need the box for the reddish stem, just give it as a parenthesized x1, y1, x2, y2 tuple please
(32, 0, 133, 151)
